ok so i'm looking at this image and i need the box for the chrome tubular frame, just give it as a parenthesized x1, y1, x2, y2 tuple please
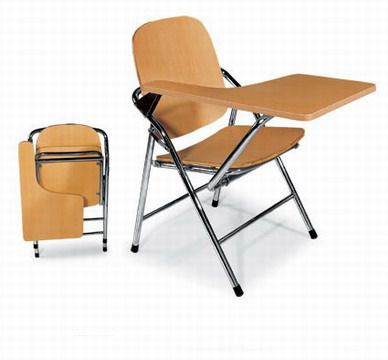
(94, 128, 110, 251)
(213, 68, 261, 202)
(211, 187, 221, 207)
(275, 157, 317, 239)
(221, 68, 262, 124)
(131, 68, 317, 297)
(144, 182, 208, 220)
(131, 133, 155, 252)
(27, 125, 110, 256)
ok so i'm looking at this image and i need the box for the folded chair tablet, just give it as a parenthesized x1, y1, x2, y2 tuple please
(19, 124, 110, 257)
(131, 16, 375, 296)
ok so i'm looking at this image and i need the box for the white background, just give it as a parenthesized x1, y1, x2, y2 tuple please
(1, 0, 387, 359)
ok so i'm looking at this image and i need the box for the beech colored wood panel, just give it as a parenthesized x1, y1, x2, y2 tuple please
(142, 74, 376, 121)
(133, 16, 227, 138)
(38, 161, 101, 207)
(157, 126, 305, 168)
(36, 124, 101, 150)
(19, 141, 83, 241)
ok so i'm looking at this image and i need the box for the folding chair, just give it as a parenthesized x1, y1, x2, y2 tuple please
(19, 124, 109, 257)
(131, 16, 375, 296)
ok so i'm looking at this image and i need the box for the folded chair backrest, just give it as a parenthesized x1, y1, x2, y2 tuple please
(133, 16, 227, 138)
(36, 124, 102, 207)
(36, 124, 100, 150)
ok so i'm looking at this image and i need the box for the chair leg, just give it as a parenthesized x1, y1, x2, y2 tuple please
(275, 157, 318, 239)
(212, 187, 221, 207)
(131, 134, 155, 253)
(33, 241, 39, 258)
(175, 164, 243, 296)
(102, 169, 109, 252)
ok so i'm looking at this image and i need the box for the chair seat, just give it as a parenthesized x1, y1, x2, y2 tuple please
(156, 126, 304, 169)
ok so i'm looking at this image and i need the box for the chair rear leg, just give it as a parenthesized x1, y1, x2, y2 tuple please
(33, 241, 40, 258)
(275, 157, 318, 239)
(212, 187, 221, 207)
(131, 134, 155, 253)
(102, 172, 109, 252)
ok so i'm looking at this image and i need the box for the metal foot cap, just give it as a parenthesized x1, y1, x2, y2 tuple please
(233, 284, 244, 297)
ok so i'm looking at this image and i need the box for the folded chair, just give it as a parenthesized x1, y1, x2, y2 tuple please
(131, 16, 375, 296)
(19, 124, 109, 257)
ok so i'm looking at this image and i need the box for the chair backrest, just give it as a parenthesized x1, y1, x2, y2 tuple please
(133, 16, 227, 138)
(36, 124, 100, 151)
(36, 124, 102, 207)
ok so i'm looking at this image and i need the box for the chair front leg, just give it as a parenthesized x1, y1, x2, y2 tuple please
(131, 134, 155, 252)
(171, 155, 243, 296)
(33, 241, 39, 258)
(275, 157, 318, 239)
(102, 168, 109, 252)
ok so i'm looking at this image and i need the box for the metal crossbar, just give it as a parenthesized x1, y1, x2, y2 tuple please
(83, 231, 104, 235)
(36, 157, 103, 164)
(36, 150, 102, 158)
(219, 194, 294, 244)
(143, 183, 208, 220)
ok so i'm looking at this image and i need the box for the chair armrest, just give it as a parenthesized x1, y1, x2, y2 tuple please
(19, 141, 84, 241)
(141, 74, 375, 120)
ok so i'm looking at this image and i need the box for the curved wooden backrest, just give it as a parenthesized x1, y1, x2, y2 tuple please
(133, 16, 227, 138)
(19, 141, 83, 241)
(36, 124, 100, 151)
(36, 124, 102, 207)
